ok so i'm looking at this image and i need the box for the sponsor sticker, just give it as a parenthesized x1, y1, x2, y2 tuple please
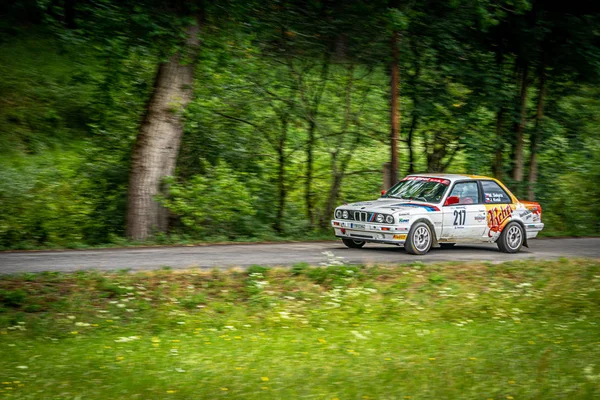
(352, 202, 374, 207)
(486, 204, 514, 237)
(398, 218, 410, 224)
(403, 176, 450, 185)
(485, 192, 506, 203)
(393, 234, 407, 240)
(393, 204, 440, 212)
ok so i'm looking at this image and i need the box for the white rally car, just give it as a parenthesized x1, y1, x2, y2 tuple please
(331, 174, 544, 255)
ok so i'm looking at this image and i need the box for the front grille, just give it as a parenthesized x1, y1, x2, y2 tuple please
(339, 211, 375, 222)
(336, 210, 381, 223)
(354, 211, 368, 222)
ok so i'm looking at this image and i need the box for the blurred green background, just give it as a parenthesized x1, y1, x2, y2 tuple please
(1, 0, 599, 249)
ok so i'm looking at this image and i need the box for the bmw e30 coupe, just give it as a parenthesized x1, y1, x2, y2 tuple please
(331, 174, 544, 255)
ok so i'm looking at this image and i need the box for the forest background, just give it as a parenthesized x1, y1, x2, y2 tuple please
(1, 0, 599, 250)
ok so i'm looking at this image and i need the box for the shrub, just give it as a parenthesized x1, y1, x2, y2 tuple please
(160, 162, 257, 239)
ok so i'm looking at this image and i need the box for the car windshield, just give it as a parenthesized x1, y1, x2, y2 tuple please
(383, 177, 450, 203)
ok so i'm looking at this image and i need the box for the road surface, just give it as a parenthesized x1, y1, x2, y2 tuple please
(0, 238, 598, 275)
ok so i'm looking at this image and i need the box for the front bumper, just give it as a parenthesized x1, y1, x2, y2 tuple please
(331, 219, 409, 245)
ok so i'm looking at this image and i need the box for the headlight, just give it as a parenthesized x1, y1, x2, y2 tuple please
(376, 214, 385, 223)
(335, 210, 342, 219)
(385, 215, 394, 224)
(342, 210, 349, 219)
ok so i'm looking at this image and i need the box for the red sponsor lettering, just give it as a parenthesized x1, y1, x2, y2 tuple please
(487, 205, 514, 235)
(403, 176, 450, 186)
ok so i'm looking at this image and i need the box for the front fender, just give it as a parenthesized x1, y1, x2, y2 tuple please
(412, 217, 439, 247)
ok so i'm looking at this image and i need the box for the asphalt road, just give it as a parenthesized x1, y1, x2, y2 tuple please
(0, 238, 599, 275)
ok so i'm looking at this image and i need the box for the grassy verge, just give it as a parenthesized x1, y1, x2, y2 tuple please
(1, 259, 599, 399)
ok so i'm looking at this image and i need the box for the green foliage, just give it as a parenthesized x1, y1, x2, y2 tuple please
(0, 288, 26, 308)
(246, 265, 270, 276)
(160, 162, 257, 239)
(0, 28, 97, 153)
(0, 0, 599, 249)
(386, 8, 409, 31)
(302, 265, 363, 287)
(0, 150, 93, 248)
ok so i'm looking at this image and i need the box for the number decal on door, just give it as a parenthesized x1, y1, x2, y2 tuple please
(453, 209, 466, 226)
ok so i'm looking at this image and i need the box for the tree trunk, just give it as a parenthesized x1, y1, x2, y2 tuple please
(322, 132, 362, 229)
(512, 62, 529, 191)
(389, 30, 400, 188)
(126, 23, 200, 240)
(407, 114, 417, 174)
(274, 133, 286, 234)
(320, 65, 358, 229)
(301, 45, 330, 229)
(324, 171, 343, 225)
(64, 0, 76, 29)
(528, 67, 546, 201)
(305, 118, 316, 227)
(273, 116, 288, 234)
(407, 38, 421, 175)
(493, 107, 505, 179)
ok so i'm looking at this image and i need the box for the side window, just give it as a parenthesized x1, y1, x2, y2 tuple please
(448, 182, 479, 205)
(481, 180, 511, 204)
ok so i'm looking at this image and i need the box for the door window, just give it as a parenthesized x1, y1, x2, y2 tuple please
(447, 182, 479, 205)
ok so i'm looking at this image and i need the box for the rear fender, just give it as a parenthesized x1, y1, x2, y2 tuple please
(507, 218, 529, 248)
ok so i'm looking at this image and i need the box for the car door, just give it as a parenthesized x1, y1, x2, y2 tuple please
(479, 179, 517, 239)
(441, 181, 488, 241)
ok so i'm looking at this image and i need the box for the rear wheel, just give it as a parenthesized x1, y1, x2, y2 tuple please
(405, 222, 433, 255)
(439, 243, 456, 249)
(497, 222, 524, 253)
(342, 238, 366, 249)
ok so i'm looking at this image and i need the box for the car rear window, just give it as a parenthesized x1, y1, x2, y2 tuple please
(481, 180, 511, 204)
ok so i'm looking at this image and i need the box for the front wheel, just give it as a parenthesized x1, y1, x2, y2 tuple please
(405, 221, 433, 255)
(497, 222, 524, 253)
(342, 238, 366, 249)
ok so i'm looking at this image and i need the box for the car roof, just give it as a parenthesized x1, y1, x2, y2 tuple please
(406, 173, 494, 182)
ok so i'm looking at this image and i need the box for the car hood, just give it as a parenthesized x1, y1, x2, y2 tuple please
(340, 198, 440, 214)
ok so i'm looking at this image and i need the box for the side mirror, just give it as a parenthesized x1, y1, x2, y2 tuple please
(444, 196, 460, 206)
(381, 190, 387, 196)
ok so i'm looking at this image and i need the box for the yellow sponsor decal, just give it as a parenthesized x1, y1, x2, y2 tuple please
(485, 204, 515, 237)
(393, 234, 407, 240)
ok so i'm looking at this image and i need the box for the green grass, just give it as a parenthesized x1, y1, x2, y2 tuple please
(1, 259, 599, 399)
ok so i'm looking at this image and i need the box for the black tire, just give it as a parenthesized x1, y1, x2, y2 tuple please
(439, 243, 456, 249)
(342, 238, 366, 249)
(405, 221, 433, 255)
(497, 222, 524, 253)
